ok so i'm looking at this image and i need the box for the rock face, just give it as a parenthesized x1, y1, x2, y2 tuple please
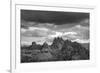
(32, 42, 36, 45)
(29, 42, 41, 50)
(51, 37, 64, 50)
(21, 37, 89, 63)
(59, 41, 89, 60)
(41, 42, 51, 52)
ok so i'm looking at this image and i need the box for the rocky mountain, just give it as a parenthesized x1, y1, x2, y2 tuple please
(51, 37, 64, 50)
(41, 42, 51, 52)
(21, 37, 89, 63)
(28, 42, 42, 50)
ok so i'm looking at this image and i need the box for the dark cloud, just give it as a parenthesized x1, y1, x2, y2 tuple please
(21, 28, 56, 38)
(21, 10, 90, 45)
(21, 18, 89, 32)
(80, 19, 89, 26)
(21, 20, 38, 29)
(21, 10, 89, 25)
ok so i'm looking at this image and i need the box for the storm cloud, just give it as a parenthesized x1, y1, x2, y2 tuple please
(21, 9, 90, 45)
(21, 10, 89, 25)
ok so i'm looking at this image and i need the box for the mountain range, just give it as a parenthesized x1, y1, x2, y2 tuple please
(21, 37, 89, 63)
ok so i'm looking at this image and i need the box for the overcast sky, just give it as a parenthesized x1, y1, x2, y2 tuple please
(21, 10, 90, 45)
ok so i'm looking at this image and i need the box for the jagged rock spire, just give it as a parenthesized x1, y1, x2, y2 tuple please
(41, 42, 51, 52)
(51, 37, 64, 50)
(42, 42, 49, 48)
(32, 42, 36, 45)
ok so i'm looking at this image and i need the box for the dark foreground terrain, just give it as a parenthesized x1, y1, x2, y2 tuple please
(21, 37, 89, 63)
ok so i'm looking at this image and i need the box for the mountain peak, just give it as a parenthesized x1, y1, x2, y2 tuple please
(41, 42, 51, 52)
(42, 42, 49, 48)
(32, 42, 36, 45)
(53, 37, 64, 44)
(51, 37, 64, 50)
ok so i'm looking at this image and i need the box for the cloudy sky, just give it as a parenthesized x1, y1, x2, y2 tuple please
(21, 10, 90, 45)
